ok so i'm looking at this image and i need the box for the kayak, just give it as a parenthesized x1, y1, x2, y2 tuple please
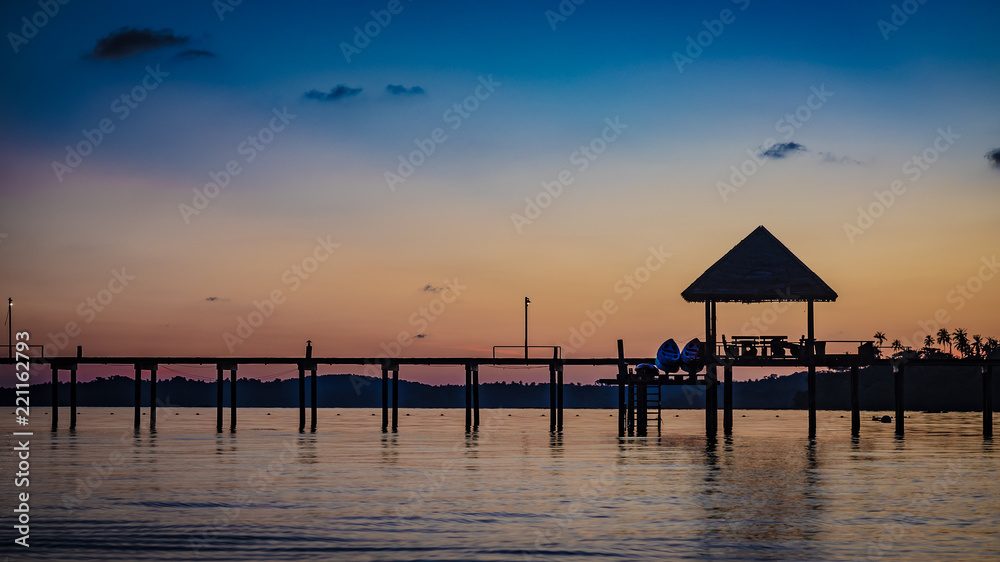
(655, 339, 681, 373)
(680, 338, 704, 374)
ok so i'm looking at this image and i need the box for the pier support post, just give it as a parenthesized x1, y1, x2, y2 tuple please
(723, 364, 733, 435)
(894, 363, 904, 437)
(984, 366, 993, 440)
(472, 364, 480, 429)
(626, 382, 635, 436)
(617, 339, 627, 437)
(556, 363, 564, 431)
(636, 383, 647, 437)
(850, 365, 860, 437)
(381, 363, 389, 433)
(465, 364, 473, 431)
(705, 301, 718, 438)
(217, 364, 224, 433)
(230, 367, 237, 431)
(311, 366, 318, 432)
(150, 365, 157, 431)
(807, 299, 816, 439)
(298, 365, 306, 433)
(134, 364, 141, 429)
(51, 365, 58, 431)
(70, 365, 77, 431)
(549, 364, 557, 432)
(391, 366, 399, 432)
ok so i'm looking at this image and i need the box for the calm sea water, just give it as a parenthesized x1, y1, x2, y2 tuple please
(4, 408, 999, 561)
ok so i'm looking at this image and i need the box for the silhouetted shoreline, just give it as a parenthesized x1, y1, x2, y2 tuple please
(7, 367, 996, 411)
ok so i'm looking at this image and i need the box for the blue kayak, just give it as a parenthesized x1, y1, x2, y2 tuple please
(655, 339, 680, 373)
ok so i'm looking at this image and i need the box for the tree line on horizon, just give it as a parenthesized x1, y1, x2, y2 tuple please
(873, 328, 999, 360)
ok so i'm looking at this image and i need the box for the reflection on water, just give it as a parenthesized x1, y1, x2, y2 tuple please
(13, 408, 1000, 560)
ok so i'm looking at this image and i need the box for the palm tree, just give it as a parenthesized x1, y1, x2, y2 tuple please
(891, 339, 903, 353)
(937, 328, 952, 355)
(953, 328, 970, 358)
(986, 337, 1000, 357)
(972, 334, 984, 358)
(922, 334, 935, 356)
(874, 331, 886, 348)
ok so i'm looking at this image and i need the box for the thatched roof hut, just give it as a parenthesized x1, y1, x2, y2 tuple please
(681, 225, 837, 303)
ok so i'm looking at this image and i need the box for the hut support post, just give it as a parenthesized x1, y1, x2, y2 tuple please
(723, 363, 733, 435)
(850, 365, 860, 437)
(381, 364, 389, 433)
(705, 301, 718, 438)
(150, 365, 157, 431)
(983, 366, 993, 440)
(807, 299, 816, 439)
(216, 364, 224, 432)
(472, 364, 480, 429)
(894, 363, 904, 437)
(133, 365, 141, 429)
(50, 365, 58, 431)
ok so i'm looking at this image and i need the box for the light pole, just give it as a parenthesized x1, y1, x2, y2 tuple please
(524, 297, 530, 361)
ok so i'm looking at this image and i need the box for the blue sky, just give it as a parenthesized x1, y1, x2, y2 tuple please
(1, 0, 998, 383)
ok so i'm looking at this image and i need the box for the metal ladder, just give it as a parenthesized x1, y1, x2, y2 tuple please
(646, 384, 662, 433)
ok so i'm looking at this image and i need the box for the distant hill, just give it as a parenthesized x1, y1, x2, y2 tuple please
(5, 366, 996, 410)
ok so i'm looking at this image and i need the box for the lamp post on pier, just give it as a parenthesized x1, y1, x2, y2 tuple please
(524, 297, 530, 361)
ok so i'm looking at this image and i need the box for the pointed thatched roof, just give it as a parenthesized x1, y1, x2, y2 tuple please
(681, 226, 837, 303)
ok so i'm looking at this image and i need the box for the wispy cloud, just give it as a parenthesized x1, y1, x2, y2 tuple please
(414, 333, 427, 339)
(204, 296, 229, 302)
(760, 142, 807, 160)
(88, 27, 189, 60)
(386, 84, 425, 95)
(304, 85, 362, 101)
(422, 284, 444, 293)
(818, 151, 862, 165)
(174, 49, 216, 60)
(986, 148, 1000, 169)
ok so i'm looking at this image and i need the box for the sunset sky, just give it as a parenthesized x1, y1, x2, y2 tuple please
(1, 0, 998, 385)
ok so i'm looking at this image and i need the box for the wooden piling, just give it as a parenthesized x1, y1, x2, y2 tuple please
(230, 367, 237, 431)
(723, 363, 733, 434)
(850, 365, 860, 437)
(150, 365, 157, 430)
(465, 363, 472, 431)
(310, 366, 318, 432)
(807, 299, 816, 438)
(894, 363, 904, 437)
(217, 364, 224, 433)
(472, 364, 480, 428)
(983, 366, 993, 439)
(391, 366, 399, 432)
(381, 363, 389, 433)
(134, 364, 141, 429)
(51, 365, 58, 431)
(705, 301, 718, 437)
(69, 365, 77, 430)
(298, 365, 306, 433)
(626, 382, 635, 436)
(636, 383, 647, 437)
(617, 339, 627, 437)
(549, 364, 557, 432)
(556, 364, 564, 431)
